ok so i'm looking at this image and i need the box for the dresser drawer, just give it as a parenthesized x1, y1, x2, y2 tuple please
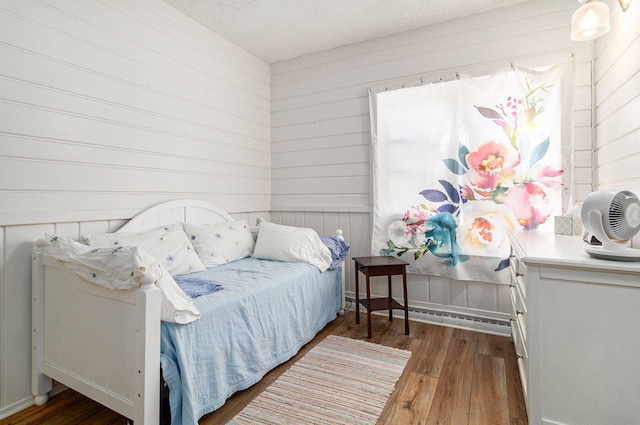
(516, 280, 527, 342)
(510, 254, 527, 301)
(509, 288, 519, 343)
(517, 342, 529, 406)
(511, 294, 528, 402)
(508, 231, 529, 410)
(510, 284, 527, 345)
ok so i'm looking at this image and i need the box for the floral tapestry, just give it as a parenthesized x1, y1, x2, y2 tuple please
(369, 62, 574, 284)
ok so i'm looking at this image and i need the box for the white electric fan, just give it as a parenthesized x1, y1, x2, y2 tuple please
(581, 190, 640, 261)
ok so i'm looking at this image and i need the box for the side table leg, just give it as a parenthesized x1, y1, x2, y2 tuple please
(355, 263, 360, 324)
(402, 266, 409, 335)
(366, 273, 372, 339)
(388, 275, 393, 322)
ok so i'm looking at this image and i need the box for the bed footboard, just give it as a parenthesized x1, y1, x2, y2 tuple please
(32, 241, 162, 424)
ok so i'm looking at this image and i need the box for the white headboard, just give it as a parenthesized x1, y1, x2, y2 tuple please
(117, 200, 235, 233)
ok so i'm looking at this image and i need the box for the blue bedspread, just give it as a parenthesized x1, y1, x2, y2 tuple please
(160, 257, 342, 425)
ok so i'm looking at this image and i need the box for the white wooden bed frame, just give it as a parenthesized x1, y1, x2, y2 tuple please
(31, 200, 345, 424)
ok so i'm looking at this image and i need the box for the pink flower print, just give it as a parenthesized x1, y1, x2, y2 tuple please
(405, 206, 431, 222)
(533, 165, 563, 179)
(460, 185, 476, 201)
(502, 182, 552, 230)
(467, 141, 521, 190)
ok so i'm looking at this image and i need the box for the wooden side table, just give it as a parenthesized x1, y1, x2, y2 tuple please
(353, 256, 410, 338)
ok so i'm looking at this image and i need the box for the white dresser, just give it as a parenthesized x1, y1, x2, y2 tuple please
(508, 231, 640, 425)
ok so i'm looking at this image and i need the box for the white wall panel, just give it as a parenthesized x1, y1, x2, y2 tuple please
(0, 0, 270, 415)
(0, 0, 270, 225)
(0, 227, 4, 410)
(593, 0, 640, 247)
(1, 224, 52, 413)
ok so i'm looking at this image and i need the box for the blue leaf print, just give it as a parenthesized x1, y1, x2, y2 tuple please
(437, 204, 458, 214)
(494, 258, 511, 272)
(443, 158, 467, 175)
(439, 180, 460, 204)
(529, 136, 550, 167)
(420, 189, 447, 202)
(458, 143, 469, 169)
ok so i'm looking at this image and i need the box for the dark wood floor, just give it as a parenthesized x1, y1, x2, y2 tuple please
(2, 311, 527, 425)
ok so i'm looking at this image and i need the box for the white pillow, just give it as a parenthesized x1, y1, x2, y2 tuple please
(182, 220, 255, 267)
(43, 234, 200, 324)
(83, 223, 206, 276)
(252, 222, 332, 272)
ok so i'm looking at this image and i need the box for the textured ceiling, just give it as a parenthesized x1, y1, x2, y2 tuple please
(161, 0, 533, 63)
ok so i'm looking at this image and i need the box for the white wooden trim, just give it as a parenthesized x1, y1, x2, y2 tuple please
(117, 199, 235, 232)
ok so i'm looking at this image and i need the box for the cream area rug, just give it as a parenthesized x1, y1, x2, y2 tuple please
(228, 335, 411, 425)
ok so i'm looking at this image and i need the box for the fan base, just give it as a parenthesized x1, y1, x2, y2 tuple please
(584, 245, 640, 262)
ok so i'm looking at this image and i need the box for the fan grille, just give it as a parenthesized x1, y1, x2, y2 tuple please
(609, 192, 640, 240)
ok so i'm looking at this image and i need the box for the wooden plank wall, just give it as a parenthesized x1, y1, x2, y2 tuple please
(0, 0, 270, 417)
(594, 1, 640, 248)
(270, 0, 594, 334)
(0, 0, 271, 224)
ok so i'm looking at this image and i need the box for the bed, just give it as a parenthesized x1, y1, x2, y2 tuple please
(31, 200, 346, 425)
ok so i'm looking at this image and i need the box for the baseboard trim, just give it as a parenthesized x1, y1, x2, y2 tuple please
(0, 397, 35, 421)
(344, 297, 511, 336)
(0, 381, 67, 420)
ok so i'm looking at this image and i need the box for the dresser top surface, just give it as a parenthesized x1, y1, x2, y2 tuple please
(509, 231, 640, 275)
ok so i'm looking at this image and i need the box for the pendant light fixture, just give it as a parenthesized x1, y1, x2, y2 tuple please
(571, 0, 611, 41)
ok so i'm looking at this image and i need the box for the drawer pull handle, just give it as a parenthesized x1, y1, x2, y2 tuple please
(516, 310, 524, 315)
(516, 354, 524, 359)
(516, 272, 524, 277)
(509, 284, 516, 288)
